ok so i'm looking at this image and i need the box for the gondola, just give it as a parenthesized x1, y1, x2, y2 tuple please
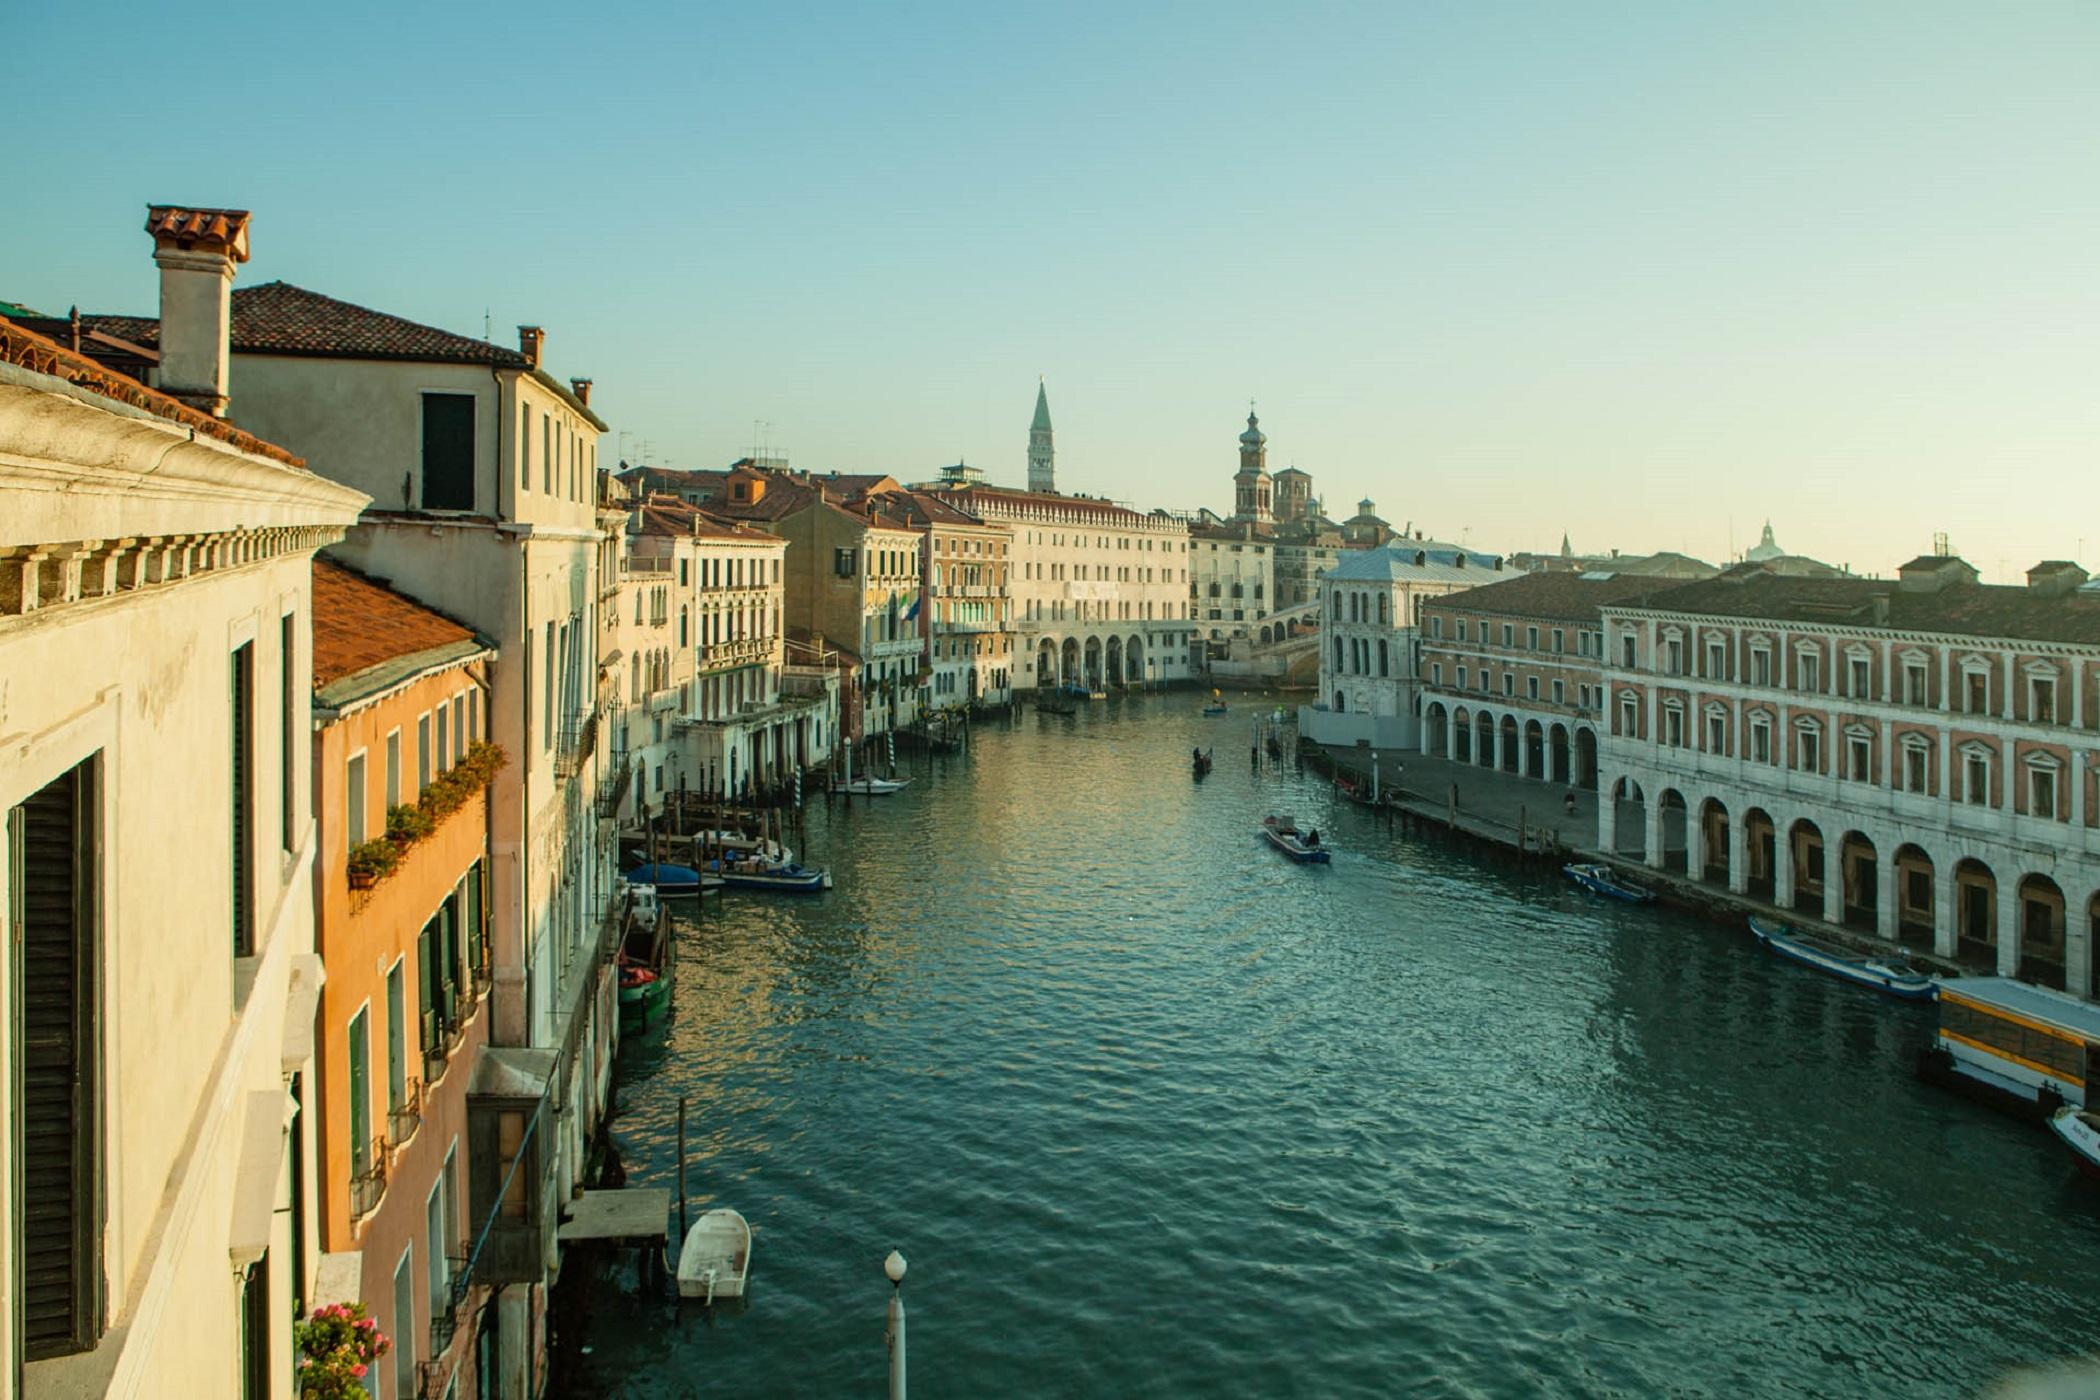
(1192, 750, 1213, 779)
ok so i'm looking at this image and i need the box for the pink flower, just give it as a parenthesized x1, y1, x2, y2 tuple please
(357, 1317, 376, 1330)
(351, 1364, 367, 1378)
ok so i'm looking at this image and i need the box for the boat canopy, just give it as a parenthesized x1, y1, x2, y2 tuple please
(1937, 977, 2100, 1042)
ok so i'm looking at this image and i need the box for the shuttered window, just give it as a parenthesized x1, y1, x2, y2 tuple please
(420, 393, 476, 511)
(280, 612, 297, 854)
(231, 642, 254, 955)
(349, 1009, 371, 1178)
(12, 758, 101, 1358)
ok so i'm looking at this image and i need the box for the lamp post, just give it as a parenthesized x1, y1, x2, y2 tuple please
(884, 1249, 908, 1400)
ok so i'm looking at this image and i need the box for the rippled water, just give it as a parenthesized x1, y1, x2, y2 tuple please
(571, 695, 2100, 1398)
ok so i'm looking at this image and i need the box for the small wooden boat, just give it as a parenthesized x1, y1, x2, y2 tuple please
(676, 1207, 753, 1303)
(1201, 703, 1228, 716)
(1260, 814, 1330, 864)
(616, 884, 673, 1024)
(1036, 692, 1077, 715)
(1192, 750, 1213, 779)
(708, 859, 833, 894)
(623, 862, 719, 898)
(1562, 862, 1654, 904)
(1748, 917, 1936, 1000)
(839, 776, 910, 797)
(689, 828, 794, 867)
(2049, 1106, 2100, 1181)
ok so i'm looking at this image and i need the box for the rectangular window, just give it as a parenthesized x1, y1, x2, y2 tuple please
(453, 695, 467, 762)
(281, 612, 297, 853)
(1620, 696, 1638, 736)
(1621, 634, 1637, 668)
(520, 402, 531, 494)
(1751, 649, 1771, 687)
(1707, 640, 1725, 679)
(1966, 671, 1988, 714)
(1553, 679, 1565, 705)
(1501, 624, 1515, 647)
(1665, 638, 1683, 675)
(231, 640, 255, 956)
(387, 960, 407, 1115)
(1905, 744, 1928, 793)
(10, 758, 102, 1358)
(1905, 662, 1928, 706)
(428, 1177, 450, 1317)
(2032, 676, 2057, 724)
(1552, 629, 1564, 654)
(1663, 708, 1683, 747)
(349, 1007, 372, 1178)
(1707, 712, 1725, 752)
(1457, 666, 1467, 689)
(1848, 736, 1871, 782)
(1433, 663, 1444, 687)
(1527, 626, 1539, 651)
(1527, 676, 1540, 700)
(418, 714, 432, 794)
(1966, 753, 1990, 805)
(541, 414, 552, 494)
(386, 731, 402, 810)
(346, 753, 368, 849)
(1457, 619, 1469, 642)
(1799, 728, 1821, 773)
(1850, 656, 1871, 699)
(420, 393, 476, 510)
(2031, 765, 2057, 818)
(436, 705, 450, 776)
(1799, 653, 1820, 693)
(1751, 721, 1771, 764)
(1502, 673, 1514, 697)
(394, 1246, 417, 1394)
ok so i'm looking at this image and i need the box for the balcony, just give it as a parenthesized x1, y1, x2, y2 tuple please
(350, 1141, 389, 1220)
(388, 1079, 424, 1152)
(698, 636, 772, 671)
(554, 712, 597, 778)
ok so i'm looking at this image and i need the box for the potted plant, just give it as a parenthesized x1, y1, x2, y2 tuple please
(347, 839, 399, 889)
(385, 803, 434, 845)
(294, 1301, 390, 1397)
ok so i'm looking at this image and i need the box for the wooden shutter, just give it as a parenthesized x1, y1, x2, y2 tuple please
(348, 1011, 370, 1176)
(421, 393, 477, 511)
(231, 643, 254, 955)
(18, 760, 98, 1358)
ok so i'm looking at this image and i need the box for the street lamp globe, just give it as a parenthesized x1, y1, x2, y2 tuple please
(885, 1249, 907, 1285)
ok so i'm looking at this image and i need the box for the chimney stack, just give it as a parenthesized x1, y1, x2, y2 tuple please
(569, 377, 592, 406)
(2026, 561, 2089, 597)
(145, 205, 250, 417)
(518, 325, 545, 368)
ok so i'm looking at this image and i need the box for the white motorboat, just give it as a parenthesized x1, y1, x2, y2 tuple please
(840, 776, 910, 797)
(690, 828, 794, 866)
(676, 1207, 753, 1303)
(2050, 1105, 2100, 1183)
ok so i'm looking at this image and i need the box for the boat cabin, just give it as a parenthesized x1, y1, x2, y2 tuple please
(1934, 978, 2100, 1110)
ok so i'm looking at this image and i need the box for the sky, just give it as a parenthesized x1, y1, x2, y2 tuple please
(9, 2, 2097, 580)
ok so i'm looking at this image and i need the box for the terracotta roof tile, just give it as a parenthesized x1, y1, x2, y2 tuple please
(311, 558, 481, 690)
(74, 282, 530, 368)
(145, 206, 251, 260)
(1422, 569, 1681, 623)
(1616, 569, 2100, 647)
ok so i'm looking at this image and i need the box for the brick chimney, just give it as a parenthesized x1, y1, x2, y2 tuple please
(146, 205, 250, 417)
(518, 325, 545, 368)
(569, 377, 592, 406)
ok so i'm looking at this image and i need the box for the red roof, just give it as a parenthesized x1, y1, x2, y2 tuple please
(79, 282, 530, 367)
(145, 206, 251, 260)
(311, 559, 480, 690)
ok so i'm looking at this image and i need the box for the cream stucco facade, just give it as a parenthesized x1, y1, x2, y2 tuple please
(0, 353, 366, 1398)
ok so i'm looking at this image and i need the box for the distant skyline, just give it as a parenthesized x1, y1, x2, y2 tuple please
(9, 2, 2096, 582)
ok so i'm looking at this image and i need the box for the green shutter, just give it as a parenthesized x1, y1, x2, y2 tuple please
(348, 1011, 370, 1176)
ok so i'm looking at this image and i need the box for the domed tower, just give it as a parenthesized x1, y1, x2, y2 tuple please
(1027, 380, 1055, 493)
(1232, 409, 1272, 524)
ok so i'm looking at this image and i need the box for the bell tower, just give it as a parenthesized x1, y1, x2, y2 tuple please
(1232, 408, 1272, 524)
(1027, 380, 1055, 493)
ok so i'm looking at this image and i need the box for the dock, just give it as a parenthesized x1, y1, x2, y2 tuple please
(559, 1188, 673, 1288)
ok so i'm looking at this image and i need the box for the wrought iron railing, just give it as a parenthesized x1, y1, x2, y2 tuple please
(349, 1142, 389, 1219)
(554, 712, 597, 777)
(387, 1079, 423, 1150)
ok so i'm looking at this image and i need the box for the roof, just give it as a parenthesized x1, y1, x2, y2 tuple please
(1326, 540, 1506, 585)
(1422, 568, 1680, 622)
(1612, 565, 2100, 646)
(145, 205, 251, 260)
(310, 558, 489, 706)
(0, 313, 304, 468)
(631, 494, 780, 543)
(72, 282, 605, 428)
(850, 487, 992, 530)
(1273, 466, 1311, 479)
(1031, 381, 1052, 431)
(1938, 977, 2100, 1041)
(928, 483, 1161, 526)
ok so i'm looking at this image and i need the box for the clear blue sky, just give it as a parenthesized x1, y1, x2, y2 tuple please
(11, 2, 2097, 578)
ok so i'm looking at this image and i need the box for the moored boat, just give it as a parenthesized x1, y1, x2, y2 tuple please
(839, 776, 910, 797)
(689, 828, 794, 867)
(2050, 1105, 2100, 1181)
(708, 859, 833, 893)
(616, 883, 673, 1025)
(1260, 814, 1330, 864)
(1746, 917, 1936, 1001)
(676, 1207, 753, 1303)
(1922, 977, 2100, 1116)
(623, 862, 719, 898)
(1562, 862, 1654, 904)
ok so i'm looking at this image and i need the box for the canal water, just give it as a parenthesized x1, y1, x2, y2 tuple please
(572, 695, 2100, 1398)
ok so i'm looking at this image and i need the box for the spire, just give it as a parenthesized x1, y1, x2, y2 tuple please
(1027, 379, 1055, 493)
(1560, 531, 1572, 557)
(1031, 378, 1052, 432)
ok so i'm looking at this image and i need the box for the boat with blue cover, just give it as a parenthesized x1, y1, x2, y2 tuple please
(623, 861, 719, 898)
(1261, 814, 1330, 864)
(1748, 916, 1935, 1001)
(1562, 862, 1654, 903)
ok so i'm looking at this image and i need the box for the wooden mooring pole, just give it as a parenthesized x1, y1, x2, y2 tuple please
(677, 1095, 689, 1244)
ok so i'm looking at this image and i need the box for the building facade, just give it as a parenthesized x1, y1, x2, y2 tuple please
(1598, 555, 2100, 1005)
(1303, 541, 1509, 749)
(1418, 570, 1679, 792)
(854, 488, 1016, 709)
(0, 305, 366, 1397)
(310, 561, 499, 1400)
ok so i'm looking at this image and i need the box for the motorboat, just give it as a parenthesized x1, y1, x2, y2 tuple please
(1922, 978, 2100, 1116)
(676, 1207, 753, 1303)
(708, 859, 833, 894)
(1201, 703, 1228, 716)
(623, 862, 719, 898)
(1747, 917, 1936, 1001)
(1260, 815, 1330, 864)
(689, 828, 794, 867)
(1562, 862, 1654, 904)
(2049, 1105, 2100, 1181)
(840, 776, 910, 797)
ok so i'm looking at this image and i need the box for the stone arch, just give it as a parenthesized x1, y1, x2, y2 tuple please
(1698, 798, 1729, 886)
(1612, 777, 1647, 859)
(1259, 624, 1273, 645)
(1499, 714, 1519, 774)
(1425, 701, 1448, 756)
(1060, 636, 1080, 687)
(1838, 831, 1878, 931)
(1475, 710, 1497, 769)
(1657, 788, 1689, 873)
(1549, 722, 1571, 785)
(1524, 718, 1545, 780)
(1892, 844, 1935, 950)
(1574, 726, 1598, 790)
(1788, 817, 1826, 916)
(2017, 872, 2066, 989)
(1953, 857, 1997, 969)
(1743, 807, 1776, 902)
(1083, 635, 1103, 688)
(1036, 637, 1057, 689)
(1126, 634, 1144, 686)
(1105, 634, 1124, 686)
(1452, 707, 1473, 764)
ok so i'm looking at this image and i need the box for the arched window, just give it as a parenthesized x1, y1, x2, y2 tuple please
(1378, 594, 1389, 624)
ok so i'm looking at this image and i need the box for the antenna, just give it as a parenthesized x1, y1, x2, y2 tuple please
(484, 308, 491, 341)
(1933, 531, 1950, 558)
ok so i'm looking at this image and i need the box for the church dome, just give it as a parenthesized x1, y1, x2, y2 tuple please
(1239, 411, 1266, 449)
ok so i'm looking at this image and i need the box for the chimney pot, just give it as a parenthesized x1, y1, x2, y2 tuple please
(517, 325, 545, 368)
(145, 204, 250, 418)
(570, 377, 592, 406)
